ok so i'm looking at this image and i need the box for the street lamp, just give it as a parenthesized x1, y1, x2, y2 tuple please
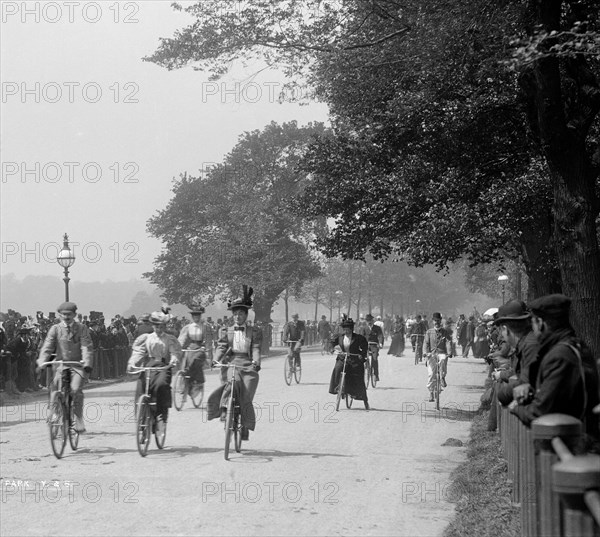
(498, 275, 509, 305)
(57, 233, 76, 301)
(335, 290, 343, 320)
(415, 299, 421, 316)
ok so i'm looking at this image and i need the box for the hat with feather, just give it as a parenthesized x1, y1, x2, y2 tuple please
(227, 285, 254, 311)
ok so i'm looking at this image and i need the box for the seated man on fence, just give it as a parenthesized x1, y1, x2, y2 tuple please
(509, 294, 599, 442)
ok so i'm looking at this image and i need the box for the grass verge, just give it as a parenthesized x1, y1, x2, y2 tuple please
(444, 403, 520, 537)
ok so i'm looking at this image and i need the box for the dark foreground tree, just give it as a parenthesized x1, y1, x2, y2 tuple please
(144, 121, 325, 321)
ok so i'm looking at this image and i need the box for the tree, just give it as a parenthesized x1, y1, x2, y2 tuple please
(144, 121, 325, 321)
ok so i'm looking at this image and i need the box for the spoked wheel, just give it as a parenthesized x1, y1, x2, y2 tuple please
(190, 382, 204, 408)
(284, 358, 293, 386)
(173, 371, 187, 411)
(155, 415, 167, 449)
(364, 360, 370, 390)
(48, 392, 67, 459)
(370, 364, 378, 389)
(233, 410, 242, 453)
(293, 358, 301, 384)
(68, 398, 79, 451)
(136, 395, 151, 457)
(224, 392, 235, 460)
(345, 393, 353, 409)
(435, 371, 441, 411)
(335, 373, 345, 412)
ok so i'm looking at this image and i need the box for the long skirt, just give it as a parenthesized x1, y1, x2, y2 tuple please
(328, 355, 368, 401)
(206, 355, 259, 430)
(388, 333, 405, 355)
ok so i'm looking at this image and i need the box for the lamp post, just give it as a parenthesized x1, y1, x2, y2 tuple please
(57, 233, 76, 301)
(335, 290, 343, 320)
(498, 275, 509, 305)
(415, 299, 421, 316)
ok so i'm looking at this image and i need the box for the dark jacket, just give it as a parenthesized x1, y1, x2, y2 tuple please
(512, 327, 599, 440)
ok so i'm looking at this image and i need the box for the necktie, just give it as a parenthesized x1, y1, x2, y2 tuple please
(234, 326, 245, 331)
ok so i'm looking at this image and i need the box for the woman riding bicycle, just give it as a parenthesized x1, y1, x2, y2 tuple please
(127, 311, 181, 424)
(178, 304, 211, 397)
(328, 315, 370, 410)
(207, 285, 261, 441)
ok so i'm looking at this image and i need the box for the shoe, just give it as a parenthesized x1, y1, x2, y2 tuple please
(376, 376, 380, 382)
(429, 394, 434, 402)
(220, 408, 227, 422)
(441, 378, 447, 388)
(364, 401, 370, 410)
(241, 426, 249, 441)
(74, 415, 86, 433)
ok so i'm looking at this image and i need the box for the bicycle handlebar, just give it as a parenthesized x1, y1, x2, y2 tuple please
(212, 361, 256, 371)
(129, 365, 173, 374)
(40, 360, 84, 369)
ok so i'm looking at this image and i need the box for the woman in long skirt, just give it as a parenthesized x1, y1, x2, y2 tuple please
(387, 316, 405, 357)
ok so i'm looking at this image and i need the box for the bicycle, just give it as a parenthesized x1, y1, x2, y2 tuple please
(40, 360, 85, 459)
(368, 342, 379, 388)
(283, 341, 301, 385)
(213, 362, 255, 460)
(173, 349, 205, 411)
(334, 352, 362, 411)
(129, 364, 173, 457)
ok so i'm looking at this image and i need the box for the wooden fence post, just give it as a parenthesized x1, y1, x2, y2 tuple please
(552, 455, 600, 537)
(532, 414, 582, 537)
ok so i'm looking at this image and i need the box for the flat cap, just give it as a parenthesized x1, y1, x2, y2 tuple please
(529, 294, 571, 319)
(57, 302, 77, 313)
(493, 300, 531, 325)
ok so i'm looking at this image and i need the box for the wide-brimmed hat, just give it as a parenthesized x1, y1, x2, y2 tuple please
(529, 294, 571, 320)
(188, 304, 205, 314)
(493, 300, 531, 325)
(340, 315, 355, 328)
(149, 311, 170, 325)
(227, 285, 253, 311)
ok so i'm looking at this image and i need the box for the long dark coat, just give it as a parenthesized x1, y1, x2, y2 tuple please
(328, 332, 369, 401)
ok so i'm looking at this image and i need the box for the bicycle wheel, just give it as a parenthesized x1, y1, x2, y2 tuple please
(173, 371, 186, 411)
(68, 396, 79, 451)
(284, 357, 293, 386)
(335, 373, 345, 411)
(364, 360, 370, 390)
(48, 392, 67, 459)
(293, 356, 301, 384)
(233, 410, 242, 453)
(155, 415, 167, 449)
(224, 390, 234, 460)
(371, 364, 378, 388)
(345, 393, 353, 409)
(136, 395, 151, 457)
(190, 382, 204, 409)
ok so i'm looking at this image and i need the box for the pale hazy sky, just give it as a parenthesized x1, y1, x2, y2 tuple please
(1, 0, 329, 283)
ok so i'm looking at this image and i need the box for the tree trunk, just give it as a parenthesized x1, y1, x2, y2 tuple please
(314, 287, 319, 322)
(528, 0, 600, 356)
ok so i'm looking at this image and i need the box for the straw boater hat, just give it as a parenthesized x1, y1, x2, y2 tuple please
(227, 285, 253, 311)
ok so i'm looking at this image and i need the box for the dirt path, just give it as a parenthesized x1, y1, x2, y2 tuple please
(0, 345, 486, 536)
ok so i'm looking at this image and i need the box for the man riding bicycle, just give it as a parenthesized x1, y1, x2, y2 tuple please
(365, 314, 384, 382)
(423, 312, 453, 402)
(178, 304, 211, 398)
(283, 313, 305, 369)
(127, 311, 181, 424)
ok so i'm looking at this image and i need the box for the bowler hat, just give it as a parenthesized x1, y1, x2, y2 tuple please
(292, 313, 299, 319)
(529, 294, 571, 320)
(188, 304, 205, 314)
(493, 300, 531, 325)
(57, 302, 77, 313)
(432, 312, 442, 321)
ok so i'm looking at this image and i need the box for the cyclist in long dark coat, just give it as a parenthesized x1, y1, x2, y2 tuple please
(328, 316, 370, 409)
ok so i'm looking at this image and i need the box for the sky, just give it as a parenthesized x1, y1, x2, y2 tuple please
(0, 0, 329, 286)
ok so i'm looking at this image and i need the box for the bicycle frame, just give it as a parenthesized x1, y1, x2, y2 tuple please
(334, 352, 361, 411)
